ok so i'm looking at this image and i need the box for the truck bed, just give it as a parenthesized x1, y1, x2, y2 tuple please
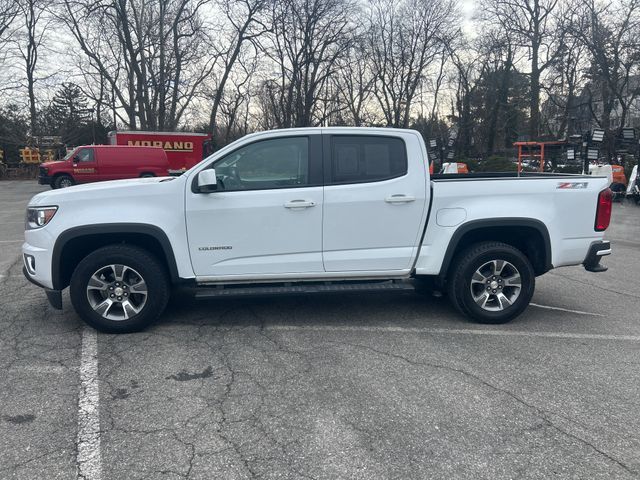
(431, 172, 594, 181)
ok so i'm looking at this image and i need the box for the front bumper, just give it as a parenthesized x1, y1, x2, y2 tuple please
(22, 236, 55, 289)
(23, 266, 62, 309)
(583, 240, 611, 272)
(38, 174, 52, 185)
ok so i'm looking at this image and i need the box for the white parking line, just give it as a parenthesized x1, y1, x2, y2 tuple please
(76, 326, 102, 480)
(530, 303, 604, 317)
(267, 325, 640, 342)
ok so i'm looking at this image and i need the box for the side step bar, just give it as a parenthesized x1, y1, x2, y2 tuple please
(194, 280, 416, 299)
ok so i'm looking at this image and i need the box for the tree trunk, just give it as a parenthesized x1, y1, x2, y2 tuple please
(529, 59, 541, 139)
(27, 73, 37, 136)
(487, 50, 513, 156)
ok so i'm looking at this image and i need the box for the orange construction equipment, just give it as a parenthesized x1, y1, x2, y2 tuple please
(513, 141, 566, 173)
(19, 147, 41, 164)
(441, 162, 469, 174)
(611, 165, 627, 186)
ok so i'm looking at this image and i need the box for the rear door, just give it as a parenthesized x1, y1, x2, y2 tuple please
(322, 133, 428, 272)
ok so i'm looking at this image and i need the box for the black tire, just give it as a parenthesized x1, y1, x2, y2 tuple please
(140, 172, 155, 178)
(447, 241, 535, 324)
(70, 245, 170, 333)
(53, 174, 75, 189)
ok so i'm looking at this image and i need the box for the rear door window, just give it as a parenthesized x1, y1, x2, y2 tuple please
(329, 136, 407, 184)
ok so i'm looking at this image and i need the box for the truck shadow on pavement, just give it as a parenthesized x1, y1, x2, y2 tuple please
(159, 290, 487, 331)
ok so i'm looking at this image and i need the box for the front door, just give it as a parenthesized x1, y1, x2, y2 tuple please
(322, 134, 428, 272)
(186, 135, 324, 278)
(72, 147, 99, 183)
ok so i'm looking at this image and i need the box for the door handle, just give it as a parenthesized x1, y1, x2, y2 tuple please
(385, 194, 416, 203)
(284, 199, 316, 209)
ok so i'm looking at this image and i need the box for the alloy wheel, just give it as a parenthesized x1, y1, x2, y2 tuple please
(469, 259, 522, 311)
(86, 264, 148, 321)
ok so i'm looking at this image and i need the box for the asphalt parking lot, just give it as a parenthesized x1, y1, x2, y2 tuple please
(1, 180, 639, 480)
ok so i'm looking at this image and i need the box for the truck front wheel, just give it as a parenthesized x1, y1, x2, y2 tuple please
(70, 245, 170, 333)
(53, 175, 75, 189)
(447, 242, 535, 324)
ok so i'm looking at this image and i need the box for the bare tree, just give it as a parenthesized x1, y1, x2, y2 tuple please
(0, 0, 18, 44)
(541, 8, 586, 139)
(333, 40, 376, 126)
(570, 0, 640, 134)
(368, 0, 458, 128)
(480, 29, 518, 155)
(450, 43, 491, 158)
(59, 0, 216, 130)
(0, 1, 18, 93)
(481, 0, 563, 139)
(215, 53, 258, 145)
(264, 0, 358, 128)
(207, 0, 269, 140)
(15, 0, 49, 135)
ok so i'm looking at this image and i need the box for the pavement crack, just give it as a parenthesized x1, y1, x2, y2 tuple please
(334, 340, 639, 477)
(548, 271, 640, 300)
(166, 366, 214, 382)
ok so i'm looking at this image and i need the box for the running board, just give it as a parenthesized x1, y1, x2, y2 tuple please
(194, 280, 415, 299)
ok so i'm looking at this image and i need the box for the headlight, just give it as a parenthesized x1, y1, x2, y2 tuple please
(26, 206, 58, 229)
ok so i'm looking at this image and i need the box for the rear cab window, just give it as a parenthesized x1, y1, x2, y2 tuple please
(328, 135, 408, 185)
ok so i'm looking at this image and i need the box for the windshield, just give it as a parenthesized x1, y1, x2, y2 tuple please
(62, 148, 79, 161)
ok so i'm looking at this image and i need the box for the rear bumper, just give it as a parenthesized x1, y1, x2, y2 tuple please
(583, 240, 611, 272)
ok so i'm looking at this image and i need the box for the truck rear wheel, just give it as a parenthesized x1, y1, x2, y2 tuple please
(53, 175, 75, 189)
(447, 242, 535, 324)
(70, 245, 170, 333)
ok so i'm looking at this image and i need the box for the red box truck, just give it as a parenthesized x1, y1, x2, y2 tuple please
(108, 131, 212, 174)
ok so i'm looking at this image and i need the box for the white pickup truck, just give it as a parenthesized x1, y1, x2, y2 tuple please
(23, 128, 613, 332)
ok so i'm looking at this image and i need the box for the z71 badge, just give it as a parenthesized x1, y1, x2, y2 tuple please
(557, 182, 588, 189)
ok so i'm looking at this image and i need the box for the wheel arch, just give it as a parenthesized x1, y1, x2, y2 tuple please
(52, 224, 179, 290)
(438, 218, 552, 280)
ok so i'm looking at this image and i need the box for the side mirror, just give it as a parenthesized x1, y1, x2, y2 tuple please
(197, 169, 218, 193)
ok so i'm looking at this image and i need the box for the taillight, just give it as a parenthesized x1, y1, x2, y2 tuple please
(595, 188, 612, 231)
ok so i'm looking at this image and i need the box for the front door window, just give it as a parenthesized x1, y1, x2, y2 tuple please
(213, 137, 309, 191)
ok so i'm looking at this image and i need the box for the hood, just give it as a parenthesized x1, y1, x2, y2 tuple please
(28, 176, 179, 206)
(41, 160, 69, 168)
